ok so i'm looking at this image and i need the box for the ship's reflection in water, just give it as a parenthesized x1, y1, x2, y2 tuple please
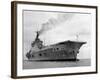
(23, 59, 91, 69)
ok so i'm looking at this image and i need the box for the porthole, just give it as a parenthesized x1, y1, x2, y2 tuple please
(39, 53, 42, 56)
(57, 48, 59, 50)
(73, 51, 75, 53)
(44, 53, 46, 56)
(32, 55, 34, 57)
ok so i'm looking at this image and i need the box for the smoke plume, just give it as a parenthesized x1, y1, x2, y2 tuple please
(39, 13, 74, 35)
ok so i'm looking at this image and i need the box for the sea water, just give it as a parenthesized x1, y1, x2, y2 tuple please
(23, 59, 91, 69)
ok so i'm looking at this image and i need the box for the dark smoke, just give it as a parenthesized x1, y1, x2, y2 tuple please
(39, 13, 74, 35)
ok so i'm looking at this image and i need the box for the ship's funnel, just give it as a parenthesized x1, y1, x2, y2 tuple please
(35, 31, 39, 41)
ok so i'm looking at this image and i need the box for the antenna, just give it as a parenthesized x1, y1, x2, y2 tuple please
(43, 37, 45, 46)
(76, 34, 79, 41)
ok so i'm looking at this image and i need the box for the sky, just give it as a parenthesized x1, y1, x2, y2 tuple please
(23, 10, 92, 59)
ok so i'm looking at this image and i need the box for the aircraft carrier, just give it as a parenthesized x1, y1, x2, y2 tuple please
(26, 31, 86, 61)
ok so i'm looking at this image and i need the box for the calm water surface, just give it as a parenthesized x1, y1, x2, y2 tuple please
(23, 59, 91, 69)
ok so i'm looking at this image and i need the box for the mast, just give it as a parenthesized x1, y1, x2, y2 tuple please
(76, 34, 79, 41)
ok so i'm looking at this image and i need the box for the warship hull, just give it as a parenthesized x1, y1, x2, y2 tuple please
(27, 52, 77, 61)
